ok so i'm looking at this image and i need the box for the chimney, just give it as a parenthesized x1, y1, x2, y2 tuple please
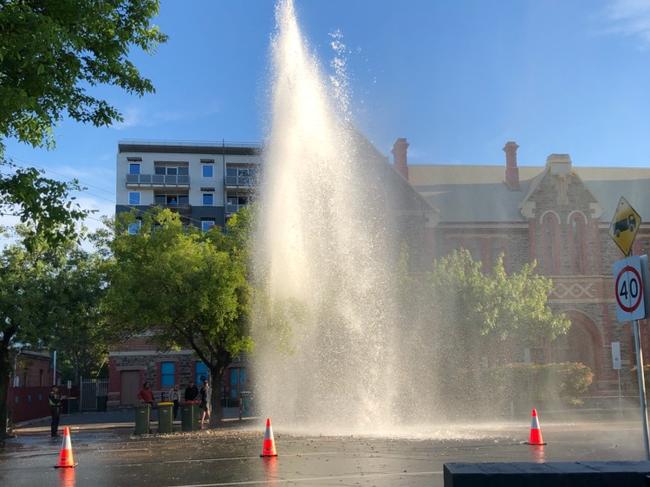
(503, 141, 519, 190)
(392, 138, 409, 180)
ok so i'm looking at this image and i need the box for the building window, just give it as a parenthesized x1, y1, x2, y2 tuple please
(229, 367, 247, 400)
(569, 213, 587, 274)
(128, 192, 140, 205)
(154, 193, 189, 206)
(202, 193, 214, 206)
(226, 166, 255, 186)
(202, 164, 214, 178)
(129, 163, 140, 175)
(201, 219, 215, 232)
(161, 362, 175, 388)
(195, 362, 209, 383)
(540, 212, 560, 274)
(154, 166, 189, 175)
(128, 219, 142, 235)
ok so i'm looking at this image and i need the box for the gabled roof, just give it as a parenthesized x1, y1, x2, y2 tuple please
(350, 131, 435, 215)
(409, 164, 650, 223)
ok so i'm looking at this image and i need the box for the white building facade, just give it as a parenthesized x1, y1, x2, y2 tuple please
(116, 140, 260, 230)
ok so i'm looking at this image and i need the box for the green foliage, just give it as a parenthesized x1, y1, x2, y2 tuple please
(432, 362, 593, 418)
(104, 209, 253, 422)
(48, 248, 112, 381)
(398, 247, 570, 375)
(0, 0, 166, 247)
(0, 163, 88, 249)
(0, 0, 166, 150)
(394, 246, 573, 419)
(486, 362, 594, 410)
(429, 249, 570, 346)
(0, 229, 70, 435)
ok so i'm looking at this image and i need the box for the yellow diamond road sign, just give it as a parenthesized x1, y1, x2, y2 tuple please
(610, 196, 641, 256)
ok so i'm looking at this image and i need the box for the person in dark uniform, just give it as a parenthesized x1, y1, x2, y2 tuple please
(48, 386, 63, 437)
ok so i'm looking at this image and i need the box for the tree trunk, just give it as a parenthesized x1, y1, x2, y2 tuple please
(0, 345, 12, 438)
(209, 367, 224, 428)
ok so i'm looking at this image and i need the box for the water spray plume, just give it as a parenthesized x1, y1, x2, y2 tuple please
(253, 0, 400, 434)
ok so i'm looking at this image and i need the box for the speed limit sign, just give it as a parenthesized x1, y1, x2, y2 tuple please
(613, 256, 648, 322)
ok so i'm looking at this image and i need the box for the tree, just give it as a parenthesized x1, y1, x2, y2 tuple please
(49, 247, 112, 383)
(104, 209, 253, 425)
(0, 165, 87, 250)
(395, 247, 570, 419)
(428, 249, 570, 354)
(0, 0, 166, 246)
(0, 228, 69, 436)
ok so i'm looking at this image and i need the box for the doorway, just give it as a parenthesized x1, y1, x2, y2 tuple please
(120, 370, 140, 406)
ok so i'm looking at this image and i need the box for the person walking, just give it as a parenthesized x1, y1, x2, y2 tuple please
(169, 384, 180, 420)
(48, 386, 63, 437)
(199, 379, 211, 428)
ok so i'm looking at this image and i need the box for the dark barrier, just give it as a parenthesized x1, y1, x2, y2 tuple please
(7, 387, 51, 423)
(444, 461, 650, 487)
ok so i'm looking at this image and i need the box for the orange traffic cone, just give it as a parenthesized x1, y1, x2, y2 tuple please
(526, 408, 546, 446)
(260, 418, 278, 457)
(54, 427, 77, 468)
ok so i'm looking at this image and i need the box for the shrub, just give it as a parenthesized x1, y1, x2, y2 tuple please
(483, 362, 593, 413)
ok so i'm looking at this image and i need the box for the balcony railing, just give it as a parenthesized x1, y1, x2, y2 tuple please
(126, 174, 190, 187)
(225, 175, 255, 188)
(152, 203, 192, 214)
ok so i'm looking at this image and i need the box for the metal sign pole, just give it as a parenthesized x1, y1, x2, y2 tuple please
(617, 369, 622, 414)
(633, 319, 650, 460)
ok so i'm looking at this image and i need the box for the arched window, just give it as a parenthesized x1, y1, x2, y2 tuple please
(540, 212, 560, 274)
(569, 212, 587, 274)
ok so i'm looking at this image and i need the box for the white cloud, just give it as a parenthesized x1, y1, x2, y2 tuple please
(114, 106, 143, 130)
(604, 0, 650, 46)
(113, 101, 220, 131)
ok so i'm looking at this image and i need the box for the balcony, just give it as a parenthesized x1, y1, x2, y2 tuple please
(153, 203, 192, 216)
(225, 175, 255, 189)
(126, 173, 190, 188)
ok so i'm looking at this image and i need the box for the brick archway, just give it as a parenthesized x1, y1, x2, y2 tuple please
(552, 310, 603, 379)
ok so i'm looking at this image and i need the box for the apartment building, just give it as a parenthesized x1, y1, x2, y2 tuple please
(116, 140, 261, 230)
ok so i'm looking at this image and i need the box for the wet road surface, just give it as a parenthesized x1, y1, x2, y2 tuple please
(0, 420, 645, 486)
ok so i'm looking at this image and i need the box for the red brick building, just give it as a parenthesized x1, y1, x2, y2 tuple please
(398, 138, 650, 392)
(107, 335, 247, 407)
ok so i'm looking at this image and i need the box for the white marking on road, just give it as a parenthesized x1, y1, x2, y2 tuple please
(164, 450, 343, 464)
(166, 470, 443, 487)
(121, 451, 344, 468)
(99, 448, 150, 453)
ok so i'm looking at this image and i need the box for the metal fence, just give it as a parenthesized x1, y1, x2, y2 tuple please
(79, 378, 108, 411)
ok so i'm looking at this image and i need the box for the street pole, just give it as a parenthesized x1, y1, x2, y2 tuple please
(52, 350, 57, 386)
(632, 319, 650, 460)
(617, 368, 622, 414)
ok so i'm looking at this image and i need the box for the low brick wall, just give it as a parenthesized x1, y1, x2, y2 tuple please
(8, 387, 51, 423)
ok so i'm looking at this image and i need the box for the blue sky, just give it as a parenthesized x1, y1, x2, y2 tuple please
(5, 0, 650, 223)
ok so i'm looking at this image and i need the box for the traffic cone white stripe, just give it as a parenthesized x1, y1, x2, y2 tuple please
(55, 427, 77, 468)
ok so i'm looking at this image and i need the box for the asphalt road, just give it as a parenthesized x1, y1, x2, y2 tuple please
(0, 420, 646, 486)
